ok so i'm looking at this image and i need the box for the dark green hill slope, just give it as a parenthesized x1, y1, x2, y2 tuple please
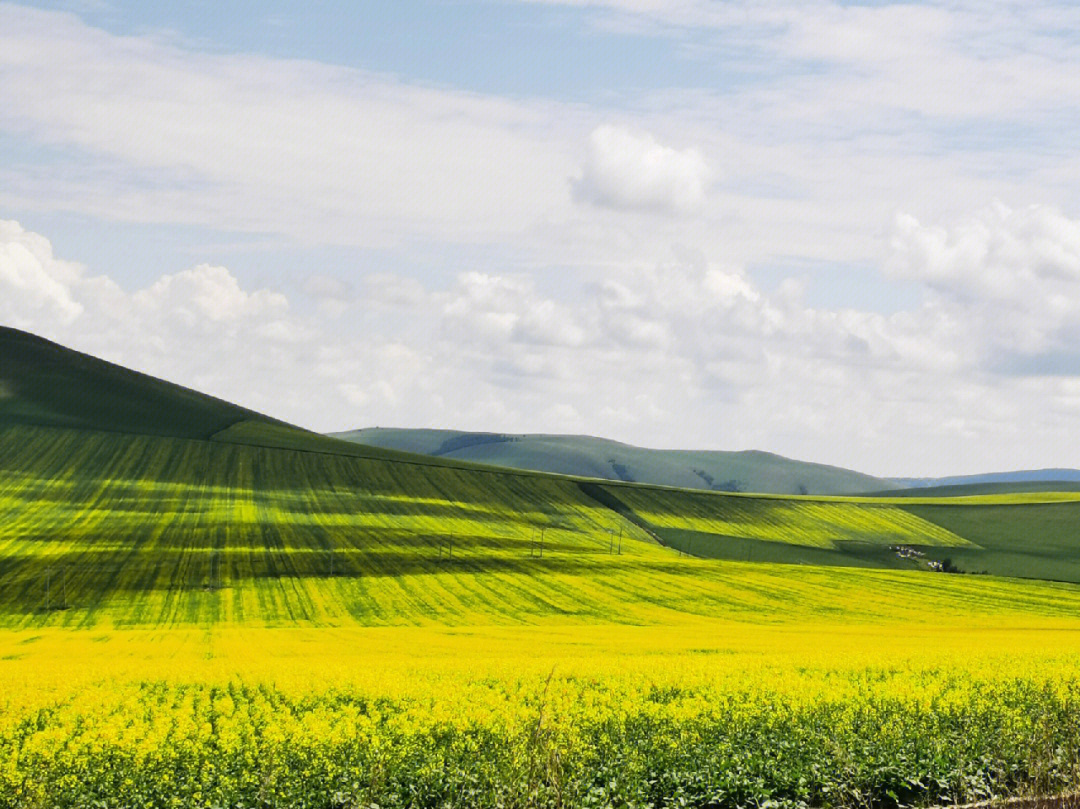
(0, 327, 268, 439)
(332, 427, 899, 495)
(0, 328, 537, 469)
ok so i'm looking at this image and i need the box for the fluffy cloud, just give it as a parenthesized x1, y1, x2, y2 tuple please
(0, 223, 292, 344)
(889, 203, 1080, 297)
(4, 2, 1080, 281)
(888, 203, 1080, 366)
(8, 210, 1080, 476)
(0, 220, 83, 326)
(0, 219, 304, 410)
(134, 264, 288, 325)
(573, 125, 711, 214)
(442, 272, 589, 348)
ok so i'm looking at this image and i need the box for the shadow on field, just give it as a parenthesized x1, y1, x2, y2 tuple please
(0, 544, 642, 613)
(1, 526, 606, 554)
(0, 433, 597, 510)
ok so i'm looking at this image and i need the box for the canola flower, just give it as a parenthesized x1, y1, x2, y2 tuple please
(2, 622, 1080, 808)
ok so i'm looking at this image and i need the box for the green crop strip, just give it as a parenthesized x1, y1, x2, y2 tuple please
(4, 423, 1080, 630)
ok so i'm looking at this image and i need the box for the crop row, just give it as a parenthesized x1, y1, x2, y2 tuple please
(4, 425, 1080, 627)
(604, 485, 971, 548)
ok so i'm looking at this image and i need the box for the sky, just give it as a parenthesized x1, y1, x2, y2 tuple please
(2, 1, 1080, 477)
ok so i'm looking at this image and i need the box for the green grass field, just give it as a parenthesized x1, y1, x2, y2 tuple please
(12, 421, 1080, 629)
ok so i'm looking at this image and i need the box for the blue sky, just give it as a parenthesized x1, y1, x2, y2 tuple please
(3, 0, 1080, 476)
(26, 1, 777, 101)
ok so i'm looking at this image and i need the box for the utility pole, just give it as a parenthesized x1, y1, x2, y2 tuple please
(530, 527, 546, 558)
(208, 552, 220, 591)
(44, 568, 50, 612)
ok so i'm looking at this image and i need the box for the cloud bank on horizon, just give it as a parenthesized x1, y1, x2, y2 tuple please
(2, 0, 1080, 477)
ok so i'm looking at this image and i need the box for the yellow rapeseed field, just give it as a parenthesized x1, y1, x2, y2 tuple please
(4, 619, 1080, 808)
(5, 424, 1080, 807)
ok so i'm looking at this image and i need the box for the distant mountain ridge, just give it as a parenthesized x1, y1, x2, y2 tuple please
(334, 428, 1080, 496)
(892, 469, 1080, 489)
(331, 427, 902, 495)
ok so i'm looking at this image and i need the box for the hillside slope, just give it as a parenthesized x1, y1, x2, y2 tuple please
(0, 327, 463, 467)
(0, 327, 268, 438)
(5, 327, 1080, 632)
(333, 427, 899, 495)
(592, 480, 1080, 581)
(891, 469, 1080, 491)
(7, 422, 1080, 628)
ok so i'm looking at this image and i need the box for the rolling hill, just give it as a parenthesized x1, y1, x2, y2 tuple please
(893, 468, 1080, 489)
(332, 427, 900, 495)
(4, 326, 1080, 632)
(865, 480, 1080, 497)
(0, 326, 268, 438)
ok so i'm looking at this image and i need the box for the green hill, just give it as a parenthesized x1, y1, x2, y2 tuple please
(4, 326, 1080, 631)
(6, 419, 1080, 629)
(892, 469, 1080, 490)
(332, 427, 899, 495)
(0, 327, 272, 438)
(0, 327, 476, 467)
(868, 480, 1080, 497)
(592, 480, 1080, 581)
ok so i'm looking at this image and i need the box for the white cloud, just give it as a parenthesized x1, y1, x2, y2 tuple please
(518, 1, 1080, 136)
(0, 219, 307, 414)
(4, 1, 1080, 287)
(888, 203, 1080, 364)
(0, 220, 83, 326)
(889, 203, 1080, 296)
(302, 273, 352, 300)
(442, 272, 589, 348)
(133, 264, 288, 325)
(9, 214, 1080, 475)
(362, 274, 427, 308)
(0, 4, 581, 247)
(573, 125, 710, 213)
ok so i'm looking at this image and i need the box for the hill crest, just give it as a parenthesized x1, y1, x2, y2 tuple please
(331, 427, 899, 495)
